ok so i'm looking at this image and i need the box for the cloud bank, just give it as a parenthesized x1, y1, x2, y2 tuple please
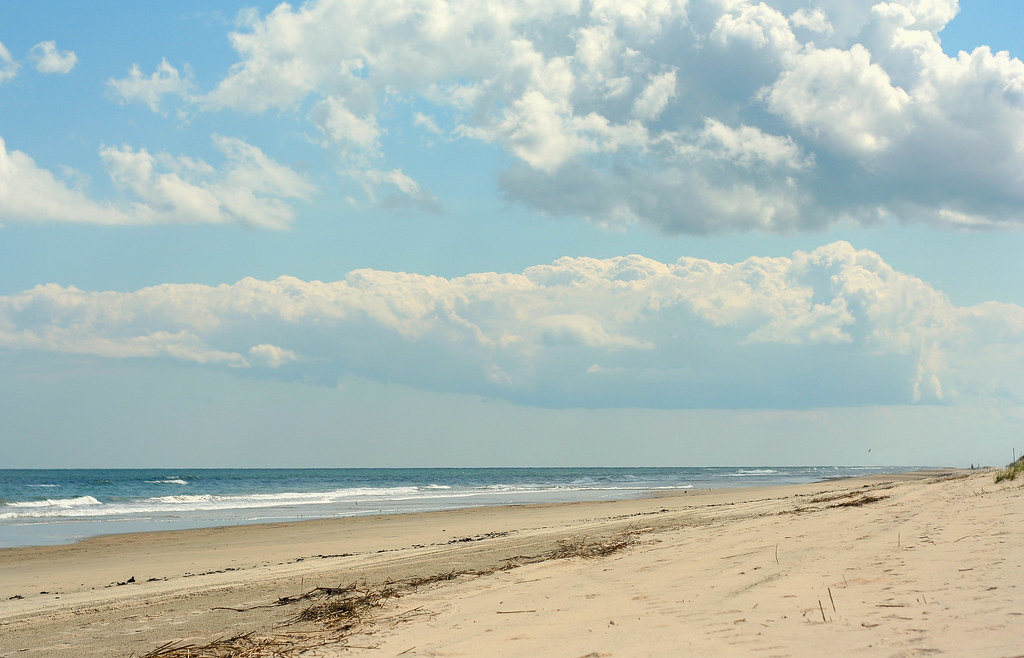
(2, 242, 1021, 408)
(163, 0, 1023, 233)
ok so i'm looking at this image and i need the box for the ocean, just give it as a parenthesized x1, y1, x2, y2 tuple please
(0, 466, 911, 548)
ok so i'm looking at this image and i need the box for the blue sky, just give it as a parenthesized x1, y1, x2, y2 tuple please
(1, 0, 1022, 467)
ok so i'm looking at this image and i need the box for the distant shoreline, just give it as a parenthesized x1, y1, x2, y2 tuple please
(0, 465, 920, 549)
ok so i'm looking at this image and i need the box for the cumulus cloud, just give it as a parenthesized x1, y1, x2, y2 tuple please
(762, 43, 910, 155)
(789, 8, 834, 35)
(174, 0, 1024, 232)
(29, 41, 77, 74)
(0, 135, 312, 228)
(1, 243, 1020, 408)
(107, 59, 194, 113)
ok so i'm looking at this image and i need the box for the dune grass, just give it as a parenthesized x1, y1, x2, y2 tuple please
(994, 455, 1024, 483)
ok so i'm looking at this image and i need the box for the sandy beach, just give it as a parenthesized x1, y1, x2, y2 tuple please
(1, 469, 1020, 657)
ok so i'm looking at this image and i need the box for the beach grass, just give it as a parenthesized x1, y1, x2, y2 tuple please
(994, 455, 1024, 483)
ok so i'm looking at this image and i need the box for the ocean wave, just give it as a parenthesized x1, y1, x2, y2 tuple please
(150, 494, 217, 504)
(0, 486, 439, 520)
(3, 495, 102, 510)
(0, 482, 598, 520)
(0, 471, 819, 524)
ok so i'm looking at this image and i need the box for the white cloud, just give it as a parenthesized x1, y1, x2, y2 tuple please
(182, 0, 1024, 233)
(249, 343, 298, 368)
(100, 135, 314, 229)
(29, 41, 77, 74)
(0, 135, 312, 228)
(463, 91, 650, 173)
(536, 314, 654, 350)
(763, 43, 911, 155)
(0, 137, 132, 225)
(631, 70, 677, 122)
(107, 59, 193, 113)
(0, 42, 18, 84)
(413, 112, 443, 135)
(789, 8, 834, 35)
(350, 168, 441, 213)
(2, 243, 1020, 408)
(312, 96, 381, 151)
(712, 2, 798, 53)
(697, 119, 810, 170)
(892, 0, 960, 32)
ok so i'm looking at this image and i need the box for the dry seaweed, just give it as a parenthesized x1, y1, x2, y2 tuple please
(829, 494, 888, 508)
(288, 583, 397, 631)
(808, 484, 895, 504)
(138, 583, 394, 657)
(138, 530, 638, 658)
(139, 631, 335, 657)
(548, 535, 634, 559)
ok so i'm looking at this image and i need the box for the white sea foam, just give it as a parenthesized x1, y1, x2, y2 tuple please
(1, 496, 104, 518)
(150, 494, 217, 504)
(0, 486, 449, 520)
(0, 476, 767, 522)
(147, 479, 188, 485)
(482, 484, 549, 492)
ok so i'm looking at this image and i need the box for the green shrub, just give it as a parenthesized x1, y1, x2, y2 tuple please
(994, 455, 1024, 483)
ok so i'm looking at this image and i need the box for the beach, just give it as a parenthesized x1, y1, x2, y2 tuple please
(0, 469, 1020, 657)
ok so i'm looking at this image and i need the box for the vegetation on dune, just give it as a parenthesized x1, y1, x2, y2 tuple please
(994, 455, 1024, 483)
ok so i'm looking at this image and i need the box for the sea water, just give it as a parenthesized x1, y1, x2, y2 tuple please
(0, 466, 911, 548)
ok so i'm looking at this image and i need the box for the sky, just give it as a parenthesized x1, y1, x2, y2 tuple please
(1, 0, 1023, 468)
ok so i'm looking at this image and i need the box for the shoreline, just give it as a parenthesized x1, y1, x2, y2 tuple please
(2, 468, 1019, 656)
(0, 466, 929, 552)
(0, 469, 935, 553)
